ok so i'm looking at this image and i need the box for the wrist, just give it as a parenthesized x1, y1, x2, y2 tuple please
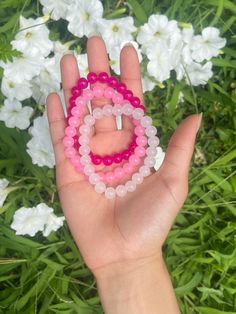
(94, 253, 180, 314)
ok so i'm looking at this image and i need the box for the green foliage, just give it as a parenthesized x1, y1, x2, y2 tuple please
(0, 0, 236, 313)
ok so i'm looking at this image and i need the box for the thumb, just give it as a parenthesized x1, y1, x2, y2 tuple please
(159, 113, 202, 180)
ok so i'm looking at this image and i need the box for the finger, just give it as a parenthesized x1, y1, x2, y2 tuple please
(120, 44, 143, 130)
(46, 93, 66, 165)
(87, 35, 117, 132)
(159, 114, 202, 180)
(61, 53, 80, 109)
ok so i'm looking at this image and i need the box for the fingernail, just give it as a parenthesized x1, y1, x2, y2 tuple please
(122, 42, 134, 48)
(63, 50, 74, 56)
(197, 112, 203, 132)
(88, 31, 101, 38)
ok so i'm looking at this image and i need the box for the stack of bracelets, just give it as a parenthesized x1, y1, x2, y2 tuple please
(63, 71, 160, 199)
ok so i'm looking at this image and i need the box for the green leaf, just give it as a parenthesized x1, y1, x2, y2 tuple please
(127, 0, 147, 23)
(197, 307, 236, 314)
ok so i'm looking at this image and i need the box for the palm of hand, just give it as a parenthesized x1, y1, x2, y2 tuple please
(47, 36, 200, 273)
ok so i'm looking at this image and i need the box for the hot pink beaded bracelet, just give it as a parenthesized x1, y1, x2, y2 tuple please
(66, 72, 146, 166)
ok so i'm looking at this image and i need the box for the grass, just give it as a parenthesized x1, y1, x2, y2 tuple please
(0, 0, 236, 313)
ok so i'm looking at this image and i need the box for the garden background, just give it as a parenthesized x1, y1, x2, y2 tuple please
(0, 0, 236, 313)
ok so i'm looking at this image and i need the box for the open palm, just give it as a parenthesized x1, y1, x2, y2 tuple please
(46, 36, 201, 274)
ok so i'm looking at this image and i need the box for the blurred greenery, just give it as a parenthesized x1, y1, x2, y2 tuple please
(0, 0, 236, 313)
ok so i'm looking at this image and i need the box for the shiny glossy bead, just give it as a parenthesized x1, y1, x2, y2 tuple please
(131, 96, 140, 107)
(93, 86, 104, 98)
(75, 97, 86, 107)
(63, 136, 74, 147)
(68, 116, 80, 127)
(132, 173, 143, 185)
(89, 173, 101, 185)
(136, 135, 148, 147)
(112, 93, 123, 104)
(69, 96, 77, 106)
(84, 165, 95, 176)
(145, 126, 157, 137)
(108, 76, 119, 87)
(105, 172, 115, 183)
(123, 90, 133, 100)
(105, 187, 116, 199)
(71, 106, 83, 117)
(103, 156, 113, 166)
(77, 77, 88, 89)
(65, 126, 76, 137)
(125, 180, 136, 192)
(71, 86, 81, 97)
(148, 136, 160, 147)
(116, 185, 127, 197)
(114, 167, 125, 178)
(104, 87, 114, 98)
(87, 72, 97, 84)
(95, 182, 106, 194)
(93, 108, 103, 119)
(113, 153, 122, 163)
(92, 155, 102, 165)
(121, 149, 131, 160)
(98, 72, 109, 83)
(134, 125, 145, 136)
(83, 89, 93, 100)
(116, 82, 127, 93)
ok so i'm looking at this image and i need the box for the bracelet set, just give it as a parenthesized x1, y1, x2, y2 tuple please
(63, 72, 160, 199)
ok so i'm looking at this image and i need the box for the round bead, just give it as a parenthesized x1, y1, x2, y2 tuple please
(112, 93, 123, 104)
(75, 97, 86, 107)
(134, 125, 145, 136)
(93, 86, 104, 98)
(71, 106, 83, 117)
(98, 72, 109, 83)
(136, 135, 148, 147)
(131, 96, 140, 107)
(79, 125, 90, 135)
(121, 149, 131, 160)
(123, 90, 133, 100)
(144, 157, 156, 167)
(105, 172, 115, 183)
(77, 77, 88, 89)
(145, 126, 157, 137)
(104, 87, 114, 99)
(95, 182, 106, 194)
(68, 116, 80, 127)
(141, 116, 152, 127)
(84, 165, 95, 176)
(84, 115, 95, 126)
(132, 108, 144, 120)
(65, 126, 76, 137)
(134, 146, 146, 157)
(125, 180, 136, 192)
(116, 185, 127, 197)
(132, 173, 143, 185)
(92, 155, 102, 165)
(80, 155, 91, 165)
(105, 187, 116, 199)
(147, 147, 157, 157)
(129, 155, 140, 166)
(63, 136, 74, 147)
(83, 89, 93, 100)
(71, 86, 81, 97)
(139, 165, 151, 177)
(148, 136, 160, 147)
(108, 76, 119, 87)
(79, 145, 90, 155)
(89, 173, 101, 185)
(93, 108, 103, 119)
(78, 135, 89, 145)
(103, 156, 113, 166)
(116, 82, 127, 93)
(122, 103, 133, 115)
(112, 104, 122, 116)
(87, 72, 97, 84)
(69, 96, 76, 106)
(65, 147, 76, 158)
(103, 104, 113, 116)
(123, 162, 134, 174)
(113, 154, 122, 164)
(114, 167, 125, 179)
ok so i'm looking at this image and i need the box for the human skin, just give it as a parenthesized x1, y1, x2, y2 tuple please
(46, 35, 202, 313)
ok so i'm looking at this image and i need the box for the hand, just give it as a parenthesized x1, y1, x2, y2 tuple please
(46, 35, 201, 275)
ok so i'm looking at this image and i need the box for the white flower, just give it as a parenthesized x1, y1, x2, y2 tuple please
(31, 56, 61, 103)
(97, 17, 137, 52)
(66, 0, 103, 38)
(146, 44, 172, 82)
(137, 14, 179, 52)
(191, 27, 226, 62)
(10, 206, 49, 236)
(39, 0, 70, 20)
(10, 203, 65, 237)
(1, 76, 32, 101)
(0, 99, 33, 129)
(43, 213, 65, 236)
(142, 75, 156, 93)
(109, 41, 142, 75)
(11, 16, 53, 57)
(0, 179, 9, 207)
(75, 53, 89, 77)
(27, 113, 55, 168)
(181, 28, 194, 65)
(0, 55, 44, 83)
(185, 61, 213, 86)
(154, 147, 165, 171)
